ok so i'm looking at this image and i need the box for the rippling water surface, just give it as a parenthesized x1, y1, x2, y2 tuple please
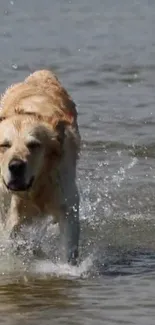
(0, 0, 155, 324)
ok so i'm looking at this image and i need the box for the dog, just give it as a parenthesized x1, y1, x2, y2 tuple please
(0, 70, 80, 265)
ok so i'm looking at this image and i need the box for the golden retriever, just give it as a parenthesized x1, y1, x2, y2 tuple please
(0, 70, 80, 265)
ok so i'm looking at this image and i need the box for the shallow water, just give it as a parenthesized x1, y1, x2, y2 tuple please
(0, 0, 155, 324)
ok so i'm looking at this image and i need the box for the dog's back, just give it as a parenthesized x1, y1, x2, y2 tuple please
(0, 70, 79, 140)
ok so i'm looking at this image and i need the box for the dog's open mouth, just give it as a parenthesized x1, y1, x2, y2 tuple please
(3, 176, 34, 192)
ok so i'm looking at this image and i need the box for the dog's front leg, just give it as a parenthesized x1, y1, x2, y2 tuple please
(6, 196, 22, 239)
(59, 193, 80, 266)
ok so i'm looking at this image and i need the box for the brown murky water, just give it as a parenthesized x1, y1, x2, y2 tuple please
(0, 0, 155, 324)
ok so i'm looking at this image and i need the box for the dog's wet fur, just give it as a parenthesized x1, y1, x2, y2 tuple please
(0, 70, 80, 265)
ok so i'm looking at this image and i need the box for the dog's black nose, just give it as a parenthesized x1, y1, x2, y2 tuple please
(9, 159, 26, 177)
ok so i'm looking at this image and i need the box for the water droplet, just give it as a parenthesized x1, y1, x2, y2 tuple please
(10, 1, 14, 5)
(12, 64, 18, 70)
(117, 150, 122, 157)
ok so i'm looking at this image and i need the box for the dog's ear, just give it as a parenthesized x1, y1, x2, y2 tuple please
(45, 120, 68, 159)
(55, 120, 69, 145)
(0, 114, 5, 123)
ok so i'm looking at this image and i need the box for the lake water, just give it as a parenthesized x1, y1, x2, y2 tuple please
(0, 0, 155, 324)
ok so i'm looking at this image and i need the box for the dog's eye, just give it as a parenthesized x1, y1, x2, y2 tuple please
(27, 141, 41, 150)
(0, 142, 11, 149)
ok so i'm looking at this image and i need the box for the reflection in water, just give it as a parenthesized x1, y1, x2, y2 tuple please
(0, 277, 83, 325)
(0, 278, 80, 311)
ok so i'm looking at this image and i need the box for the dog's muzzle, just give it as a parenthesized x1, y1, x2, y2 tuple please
(4, 159, 34, 192)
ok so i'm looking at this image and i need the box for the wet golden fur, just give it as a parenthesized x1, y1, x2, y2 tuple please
(0, 70, 80, 264)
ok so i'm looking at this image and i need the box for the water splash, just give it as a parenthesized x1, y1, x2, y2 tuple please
(32, 255, 94, 279)
(112, 157, 138, 187)
(0, 147, 149, 279)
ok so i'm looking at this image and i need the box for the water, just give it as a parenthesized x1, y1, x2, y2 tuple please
(0, 0, 155, 324)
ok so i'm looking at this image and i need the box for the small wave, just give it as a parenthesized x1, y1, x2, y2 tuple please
(82, 140, 155, 158)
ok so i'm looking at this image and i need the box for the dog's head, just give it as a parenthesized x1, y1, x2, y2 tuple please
(0, 114, 65, 193)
